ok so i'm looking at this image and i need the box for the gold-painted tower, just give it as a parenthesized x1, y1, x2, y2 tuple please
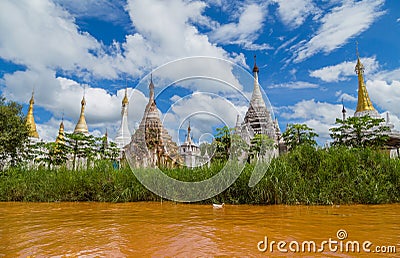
(26, 91, 39, 139)
(55, 119, 65, 144)
(74, 96, 89, 134)
(354, 44, 379, 118)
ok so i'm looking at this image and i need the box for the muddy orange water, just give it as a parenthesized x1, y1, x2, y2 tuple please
(0, 202, 399, 257)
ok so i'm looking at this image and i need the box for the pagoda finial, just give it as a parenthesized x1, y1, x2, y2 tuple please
(26, 89, 39, 139)
(74, 89, 89, 134)
(186, 121, 192, 144)
(55, 116, 65, 144)
(356, 41, 360, 59)
(252, 54, 259, 74)
(122, 87, 129, 105)
(354, 42, 375, 114)
(149, 73, 155, 100)
(341, 98, 346, 121)
(355, 41, 364, 75)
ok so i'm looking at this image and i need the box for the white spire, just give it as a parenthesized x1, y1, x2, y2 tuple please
(186, 121, 192, 144)
(115, 88, 132, 149)
(250, 55, 266, 109)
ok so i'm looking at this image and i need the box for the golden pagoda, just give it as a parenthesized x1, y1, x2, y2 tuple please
(122, 88, 129, 106)
(55, 118, 65, 144)
(74, 96, 89, 134)
(25, 91, 39, 139)
(354, 43, 379, 118)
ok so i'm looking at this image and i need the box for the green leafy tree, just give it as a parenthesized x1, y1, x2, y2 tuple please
(212, 126, 232, 162)
(99, 135, 120, 161)
(28, 141, 67, 169)
(330, 115, 390, 148)
(0, 97, 30, 168)
(282, 123, 318, 150)
(65, 132, 93, 170)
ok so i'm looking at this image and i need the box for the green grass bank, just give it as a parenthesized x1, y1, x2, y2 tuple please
(1, 146, 399, 204)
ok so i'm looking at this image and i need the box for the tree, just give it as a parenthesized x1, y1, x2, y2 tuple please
(330, 115, 390, 148)
(282, 123, 318, 150)
(99, 136, 120, 162)
(65, 132, 94, 170)
(26, 141, 68, 169)
(0, 97, 30, 169)
(212, 126, 232, 162)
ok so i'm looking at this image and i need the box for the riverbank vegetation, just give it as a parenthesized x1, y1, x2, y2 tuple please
(1, 145, 399, 204)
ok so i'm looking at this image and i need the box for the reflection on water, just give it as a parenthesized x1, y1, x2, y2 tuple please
(0, 202, 399, 257)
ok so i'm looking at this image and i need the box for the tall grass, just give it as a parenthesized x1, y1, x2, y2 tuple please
(0, 146, 399, 204)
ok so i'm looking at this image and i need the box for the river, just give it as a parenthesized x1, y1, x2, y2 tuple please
(0, 202, 398, 257)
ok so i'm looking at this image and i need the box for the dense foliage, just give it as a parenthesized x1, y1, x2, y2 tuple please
(282, 123, 318, 150)
(24, 132, 120, 170)
(1, 146, 399, 204)
(330, 115, 390, 148)
(0, 97, 29, 169)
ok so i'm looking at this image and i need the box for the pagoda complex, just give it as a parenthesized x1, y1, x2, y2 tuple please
(342, 45, 400, 157)
(179, 122, 209, 167)
(235, 56, 283, 156)
(125, 76, 182, 168)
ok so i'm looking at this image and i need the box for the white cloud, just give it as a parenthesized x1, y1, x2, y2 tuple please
(335, 91, 357, 102)
(1, 0, 255, 142)
(367, 80, 400, 117)
(281, 99, 346, 124)
(268, 81, 319, 89)
(375, 68, 400, 82)
(2, 67, 148, 140)
(397, 18, 400, 23)
(209, 3, 272, 50)
(273, 0, 320, 28)
(280, 96, 400, 145)
(162, 92, 248, 143)
(0, 0, 119, 79)
(309, 57, 379, 82)
(294, 0, 385, 62)
(280, 99, 354, 143)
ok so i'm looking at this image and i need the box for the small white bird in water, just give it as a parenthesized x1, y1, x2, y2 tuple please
(213, 203, 225, 209)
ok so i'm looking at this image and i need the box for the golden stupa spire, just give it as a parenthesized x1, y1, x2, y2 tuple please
(26, 89, 39, 138)
(355, 42, 375, 113)
(74, 88, 89, 134)
(122, 87, 129, 106)
(56, 115, 65, 144)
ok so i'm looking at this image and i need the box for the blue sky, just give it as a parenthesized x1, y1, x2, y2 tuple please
(0, 0, 399, 145)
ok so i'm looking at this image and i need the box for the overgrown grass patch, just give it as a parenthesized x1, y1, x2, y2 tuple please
(0, 146, 399, 204)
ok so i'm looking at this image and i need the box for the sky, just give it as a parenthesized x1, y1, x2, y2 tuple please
(0, 0, 399, 145)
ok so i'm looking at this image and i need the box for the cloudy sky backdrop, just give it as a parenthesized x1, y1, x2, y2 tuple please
(0, 0, 399, 145)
